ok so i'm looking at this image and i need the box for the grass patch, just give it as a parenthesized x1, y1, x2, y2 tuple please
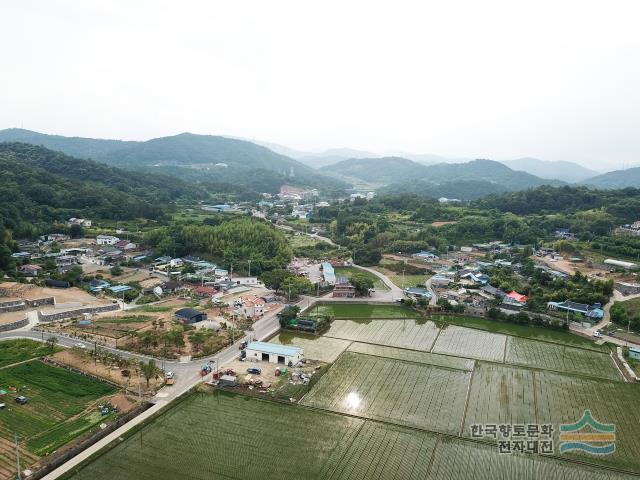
(334, 267, 389, 291)
(0, 339, 59, 368)
(134, 305, 172, 313)
(95, 315, 154, 325)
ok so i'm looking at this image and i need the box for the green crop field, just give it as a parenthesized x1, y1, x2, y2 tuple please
(322, 422, 437, 480)
(432, 314, 607, 351)
(431, 325, 507, 362)
(347, 343, 475, 371)
(0, 361, 117, 460)
(324, 318, 440, 351)
(462, 362, 536, 434)
(301, 352, 471, 434)
(0, 339, 58, 368)
(312, 303, 419, 318)
(270, 331, 351, 362)
(67, 391, 365, 480)
(429, 436, 633, 480)
(534, 371, 640, 472)
(64, 390, 636, 480)
(505, 336, 621, 380)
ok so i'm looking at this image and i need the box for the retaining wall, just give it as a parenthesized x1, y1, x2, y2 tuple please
(0, 318, 28, 332)
(38, 303, 120, 322)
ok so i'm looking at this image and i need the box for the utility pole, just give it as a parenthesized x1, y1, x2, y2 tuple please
(248, 260, 251, 277)
(15, 433, 21, 480)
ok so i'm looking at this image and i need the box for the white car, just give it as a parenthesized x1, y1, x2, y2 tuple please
(592, 331, 602, 338)
(165, 371, 174, 379)
(74, 343, 86, 349)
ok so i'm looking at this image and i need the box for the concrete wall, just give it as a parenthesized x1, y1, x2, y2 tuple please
(0, 297, 55, 313)
(38, 303, 120, 322)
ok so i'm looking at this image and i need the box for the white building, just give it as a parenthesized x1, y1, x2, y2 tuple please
(236, 296, 265, 318)
(68, 218, 92, 227)
(245, 342, 303, 365)
(96, 235, 120, 246)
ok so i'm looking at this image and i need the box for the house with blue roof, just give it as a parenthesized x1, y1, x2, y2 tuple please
(547, 300, 604, 321)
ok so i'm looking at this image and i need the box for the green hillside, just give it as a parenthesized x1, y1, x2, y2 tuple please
(0, 143, 205, 241)
(0, 129, 349, 194)
(320, 156, 428, 183)
(581, 167, 640, 189)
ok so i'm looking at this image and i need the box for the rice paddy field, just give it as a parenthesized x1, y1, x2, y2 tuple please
(63, 305, 640, 479)
(312, 303, 419, 318)
(301, 352, 471, 435)
(324, 318, 440, 351)
(270, 331, 351, 362)
(431, 325, 507, 362)
(505, 336, 620, 380)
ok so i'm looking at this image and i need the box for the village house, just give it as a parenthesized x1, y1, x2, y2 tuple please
(236, 296, 266, 317)
(68, 217, 92, 227)
(19, 264, 42, 277)
(96, 234, 120, 246)
(114, 240, 137, 251)
(547, 300, 604, 320)
(333, 277, 356, 298)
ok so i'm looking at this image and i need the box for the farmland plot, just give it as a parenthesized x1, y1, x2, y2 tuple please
(301, 352, 471, 434)
(324, 319, 440, 351)
(429, 436, 635, 480)
(347, 342, 474, 371)
(462, 363, 536, 436)
(431, 325, 506, 362)
(313, 303, 419, 319)
(504, 336, 621, 380)
(534, 371, 640, 472)
(270, 332, 351, 362)
(0, 362, 116, 455)
(323, 422, 437, 480)
(0, 339, 56, 368)
(69, 391, 364, 480)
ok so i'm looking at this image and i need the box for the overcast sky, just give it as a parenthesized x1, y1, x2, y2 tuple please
(2, 0, 639, 169)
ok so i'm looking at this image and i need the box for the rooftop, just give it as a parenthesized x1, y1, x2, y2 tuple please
(246, 341, 302, 357)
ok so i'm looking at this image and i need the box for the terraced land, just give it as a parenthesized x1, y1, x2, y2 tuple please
(324, 318, 440, 351)
(0, 361, 117, 479)
(504, 336, 620, 380)
(347, 342, 475, 371)
(270, 332, 351, 362)
(431, 325, 507, 362)
(301, 352, 471, 434)
(535, 371, 640, 472)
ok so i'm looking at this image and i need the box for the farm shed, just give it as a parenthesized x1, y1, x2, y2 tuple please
(175, 307, 207, 324)
(245, 342, 303, 365)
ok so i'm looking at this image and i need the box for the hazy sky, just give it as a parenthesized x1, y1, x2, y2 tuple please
(2, 0, 639, 169)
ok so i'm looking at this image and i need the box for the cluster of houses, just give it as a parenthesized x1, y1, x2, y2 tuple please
(615, 220, 640, 237)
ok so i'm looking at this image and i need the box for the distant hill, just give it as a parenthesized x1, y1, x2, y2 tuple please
(377, 159, 565, 200)
(0, 128, 136, 159)
(297, 148, 382, 169)
(501, 157, 599, 183)
(0, 129, 347, 194)
(580, 167, 640, 189)
(319, 156, 428, 183)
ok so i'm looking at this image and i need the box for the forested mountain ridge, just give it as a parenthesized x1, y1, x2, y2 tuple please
(580, 166, 640, 189)
(0, 129, 349, 194)
(0, 143, 207, 241)
(501, 158, 599, 183)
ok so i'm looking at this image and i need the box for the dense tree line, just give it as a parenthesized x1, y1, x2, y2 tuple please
(144, 217, 292, 273)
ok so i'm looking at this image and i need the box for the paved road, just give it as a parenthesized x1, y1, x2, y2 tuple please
(351, 264, 403, 301)
(424, 276, 438, 306)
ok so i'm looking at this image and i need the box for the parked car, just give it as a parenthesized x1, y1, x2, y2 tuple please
(607, 331, 616, 337)
(240, 350, 247, 359)
(165, 371, 174, 379)
(239, 340, 248, 350)
(74, 342, 86, 349)
(246, 367, 261, 375)
(0, 403, 5, 409)
(592, 331, 602, 338)
(15, 396, 28, 405)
